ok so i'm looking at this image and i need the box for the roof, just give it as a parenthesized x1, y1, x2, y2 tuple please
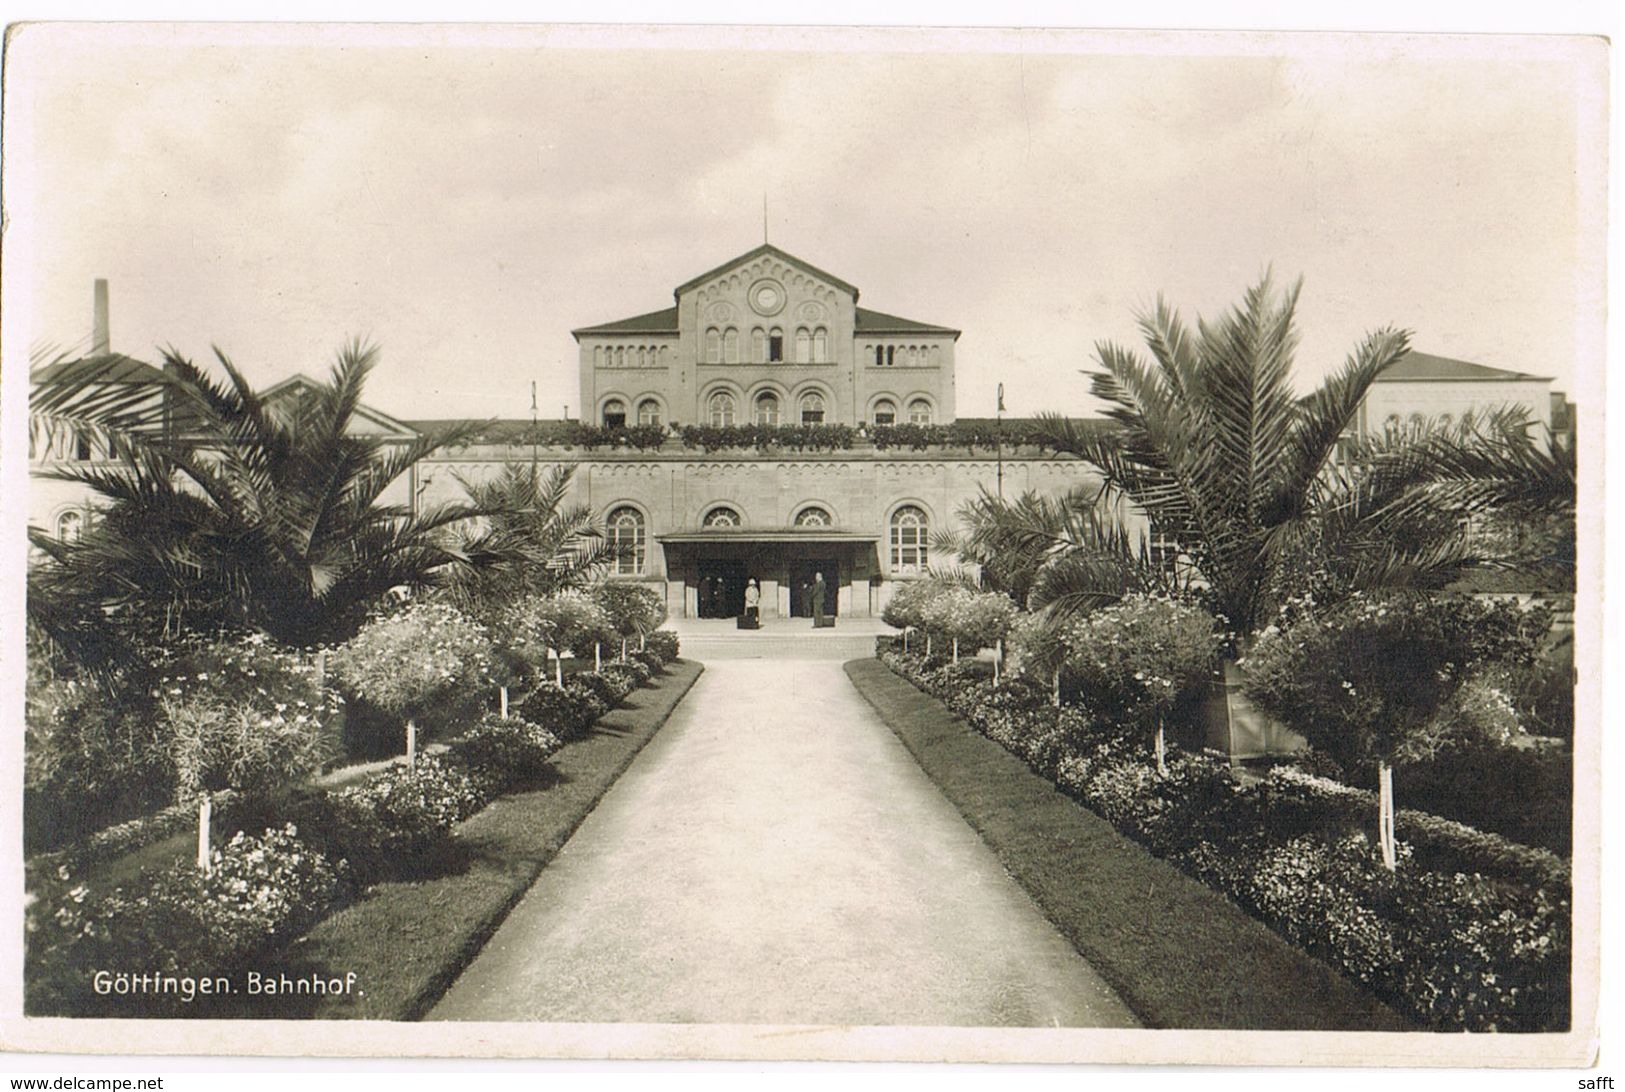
(1376, 350, 1551, 383)
(854, 307, 960, 337)
(30, 352, 168, 385)
(673, 243, 859, 299)
(261, 374, 418, 437)
(571, 307, 680, 338)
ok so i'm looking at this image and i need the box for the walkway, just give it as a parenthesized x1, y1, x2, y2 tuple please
(431, 659, 1139, 1027)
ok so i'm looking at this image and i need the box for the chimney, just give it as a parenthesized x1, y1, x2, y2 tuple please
(92, 279, 110, 355)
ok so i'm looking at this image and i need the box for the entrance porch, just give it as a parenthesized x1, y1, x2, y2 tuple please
(656, 528, 883, 621)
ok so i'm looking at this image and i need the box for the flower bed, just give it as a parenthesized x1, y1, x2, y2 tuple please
(877, 644, 1570, 1032)
(24, 628, 685, 1017)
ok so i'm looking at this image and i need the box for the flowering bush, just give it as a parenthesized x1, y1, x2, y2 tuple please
(26, 824, 345, 1015)
(876, 644, 1570, 1031)
(328, 603, 496, 729)
(531, 590, 617, 659)
(881, 579, 946, 633)
(447, 713, 562, 791)
(643, 629, 681, 663)
(25, 661, 170, 851)
(489, 594, 562, 684)
(1244, 593, 1550, 777)
(1056, 594, 1219, 739)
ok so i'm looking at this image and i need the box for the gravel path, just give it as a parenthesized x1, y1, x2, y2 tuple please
(431, 659, 1139, 1027)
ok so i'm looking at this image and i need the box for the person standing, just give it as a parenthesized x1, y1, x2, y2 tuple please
(742, 577, 761, 629)
(812, 571, 828, 627)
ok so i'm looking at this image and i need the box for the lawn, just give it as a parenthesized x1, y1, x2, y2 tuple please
(212, 659, 703, 1020)
(844, 658, 1410, 1031)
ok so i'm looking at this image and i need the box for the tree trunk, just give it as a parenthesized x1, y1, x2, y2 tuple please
(1154, 721, 1168, 778)
(554, 648, 563, 687)
(500, 685, 509, 719)
(993, 638, 1003, 685)
(622, 637, 628, 660)
(640, 632, 646, 652)
(1052, 669, 1061, 708)
(595, 642, 602, 671)
(1378, 762, 1397, 871)
(926, 633, 932, 658)
(952, 637, 960, 665)
(406, 718, 417, 769)
(903, 629, 910, 653)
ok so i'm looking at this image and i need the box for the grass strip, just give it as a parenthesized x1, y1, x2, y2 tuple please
(234, 660, 703, 1020)
(844, 658, 1410, 1032)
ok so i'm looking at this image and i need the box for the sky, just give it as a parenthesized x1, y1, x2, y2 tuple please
(4, 23, 1607, 422)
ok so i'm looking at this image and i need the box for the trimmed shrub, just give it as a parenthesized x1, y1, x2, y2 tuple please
(293, 756, 479, 882)
(446, 713, 562, 793)
(643, 629, 680, 663)
(517, 682, 598, 740)
(631, 649, 665, 675)
(564, 679, 611, 723)
(600, 660, 647, 693)
(571, 670, 630, 707)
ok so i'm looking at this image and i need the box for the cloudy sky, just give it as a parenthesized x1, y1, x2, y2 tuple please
(5, 23, 1606, 422)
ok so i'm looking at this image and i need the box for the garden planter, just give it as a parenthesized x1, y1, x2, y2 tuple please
(1203, 658, 1307, 762)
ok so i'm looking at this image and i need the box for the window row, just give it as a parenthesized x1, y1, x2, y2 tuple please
(601, 398, 663, 428)
(869, 398, 933, 426)
(868, 344, 941, 368)
(601, 504, 929, 576)
(707, 390, 826, 426)
(593, 345, 666, 369)
(704, 325, 829, 365)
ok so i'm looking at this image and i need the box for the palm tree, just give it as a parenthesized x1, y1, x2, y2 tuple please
(437, 462, 627, 617)
(29, 341, 492, 655)
(934, 483, 1193, 618)
(1036, 272, 1433, 637)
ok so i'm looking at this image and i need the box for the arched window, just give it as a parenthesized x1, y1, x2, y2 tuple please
(751, 327, 766, 361)
(724, 327, 740, 364)
(602, 399, 627, 428)
(708, 391, 737, 427)
(795, 327, 812, 363)
(886, 346, 896, 366)
(907, 398, 933, 425)
(705, 328, 722, 364)
(56, 510, 84, 543)
(890, 506, 928, 573)
(813, 327, 828, 361)
(703, 506, 741, 528)
(637, 399, 662, 427)
(872, 399, 897, 426)
(799, 391, 826, 424)
(795, 506, 831, 527)
(607, 507, 645, 576)
(755, 392, 781, 426)
(594, 346, 604, 368)
(769, 327, 784, 362)
(873, 346, 886, 366)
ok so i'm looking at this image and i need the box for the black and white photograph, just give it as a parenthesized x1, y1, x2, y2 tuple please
(0, 15, 1608, 1073)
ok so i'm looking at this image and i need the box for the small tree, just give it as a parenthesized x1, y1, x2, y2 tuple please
(328, 602, 495, 763)
(882, 579, 943, 653)
(593, 583, 668, 658)
(1057, 594, 1218, 775)
(530, 591, 615, 684)
(1244, 592, 1548, 867)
